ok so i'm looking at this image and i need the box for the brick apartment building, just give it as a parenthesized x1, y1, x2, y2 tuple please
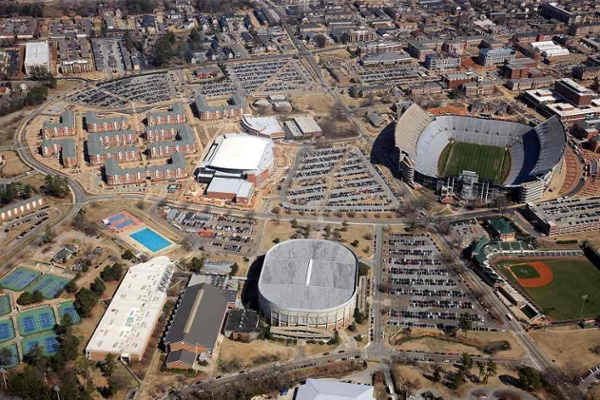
(147, 103, 187, 126)
(194, 94, 248, 120)
(145, 124, 196, 158)
(85, 111, 128, 133)
(87, 135, 140, 166)
(0, 195, 44, 221)
(41, 138, 78, 167)
(104, 152, 188, 185)
(42, 110, 76, 138)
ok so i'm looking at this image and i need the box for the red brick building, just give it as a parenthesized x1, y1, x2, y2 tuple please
(147, 103, 187, 126)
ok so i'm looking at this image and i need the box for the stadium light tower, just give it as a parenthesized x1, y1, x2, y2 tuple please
(580, 294, 589, 320)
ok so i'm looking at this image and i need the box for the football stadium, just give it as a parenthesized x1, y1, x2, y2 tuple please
(393, 104, 566, 202)
(258, 239, 358, 330)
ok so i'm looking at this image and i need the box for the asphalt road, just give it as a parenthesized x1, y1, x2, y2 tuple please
(6, 24, 575, 400)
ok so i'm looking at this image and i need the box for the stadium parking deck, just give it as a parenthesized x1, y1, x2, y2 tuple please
(524, 196, 600, 236)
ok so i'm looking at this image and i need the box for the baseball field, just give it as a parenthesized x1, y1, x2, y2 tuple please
(499, 258, 600, 321)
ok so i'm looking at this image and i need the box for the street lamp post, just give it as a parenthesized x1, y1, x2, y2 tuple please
(0, 367, 6, 389)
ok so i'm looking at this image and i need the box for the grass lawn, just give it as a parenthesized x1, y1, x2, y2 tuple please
(510, 264, 540, 279)
(500, 259, 600, 320)
(439, 141, 510, 184)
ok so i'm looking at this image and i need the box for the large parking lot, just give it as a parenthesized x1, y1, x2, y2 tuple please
(165, 209, 257, 256)
(191, 58, 313, 98)
(381, 233, 488, 331)
(70, 73, 176, 108)
(283, 146, 399, 212)
(227, 57, 313, 94)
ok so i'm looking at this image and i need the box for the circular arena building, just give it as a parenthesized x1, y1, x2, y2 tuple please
(258, 239, 358, 330)
(393, 104, 567, 202)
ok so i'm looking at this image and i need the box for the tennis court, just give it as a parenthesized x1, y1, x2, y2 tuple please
(0, 344, 19, 368)
(58, 301, 81, 324)
(21, 332, 60, 356)
(25, 274, 71, 299)
(104, 211, 141, 232)
(0, 294, 11, 316)
(17, 306, 56, 336)
(0, 267, 41, 291)
(0, 318, 14, 344)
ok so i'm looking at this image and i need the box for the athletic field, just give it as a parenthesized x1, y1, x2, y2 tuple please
(511, 264, 540, 279)
(438, 142, 511, 183)
(500, 258, 600, 321)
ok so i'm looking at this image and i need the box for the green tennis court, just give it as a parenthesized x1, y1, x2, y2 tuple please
(0, 267, 41, 291)
(17, 306, 56, 336)
(58, 301, 81, 324)
(0, 295, 11, 316)
(0, 343, 19, 368)
(21, 331, 59, 356)
(25, 274, 71, 299)
(0, 318, 14, 344)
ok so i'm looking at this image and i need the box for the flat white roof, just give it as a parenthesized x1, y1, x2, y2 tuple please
(209, 134, 272, 171)
(85, 257, 173, 359)
(206, 177, 245, 195)
(25, 41, 50, 66)
(293, 116, 321, 134)
(241, 116, 283, 137)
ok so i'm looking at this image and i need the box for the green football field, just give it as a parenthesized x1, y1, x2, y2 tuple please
(438, 142, 511, 184)
(500, 259, 600, 321)
(510, 264, 540, 279)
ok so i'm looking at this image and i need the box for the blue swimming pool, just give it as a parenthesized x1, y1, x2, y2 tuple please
(129, 228, 171, 252)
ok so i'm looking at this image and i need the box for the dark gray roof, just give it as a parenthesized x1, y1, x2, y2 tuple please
(147, 103, 185, 119)
(145, 124, 195, 149)
(43, 110, 75, 130)
(41, 138, 76, 159)
(0, 195, 42, 214)
(224, 309, 259, 334)
(165, 349, 196, 367)
(85, 111, 127, 127)
(105, 152, 186, 176)
(164, 283, 229, 350)
(86, 134, 138, 157)
(194, 93, 246, 113)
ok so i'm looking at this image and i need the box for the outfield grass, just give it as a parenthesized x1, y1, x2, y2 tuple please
(510, 264, 540, 279)
(439, 141, 511, 183)
(500, 259, 600, 321)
